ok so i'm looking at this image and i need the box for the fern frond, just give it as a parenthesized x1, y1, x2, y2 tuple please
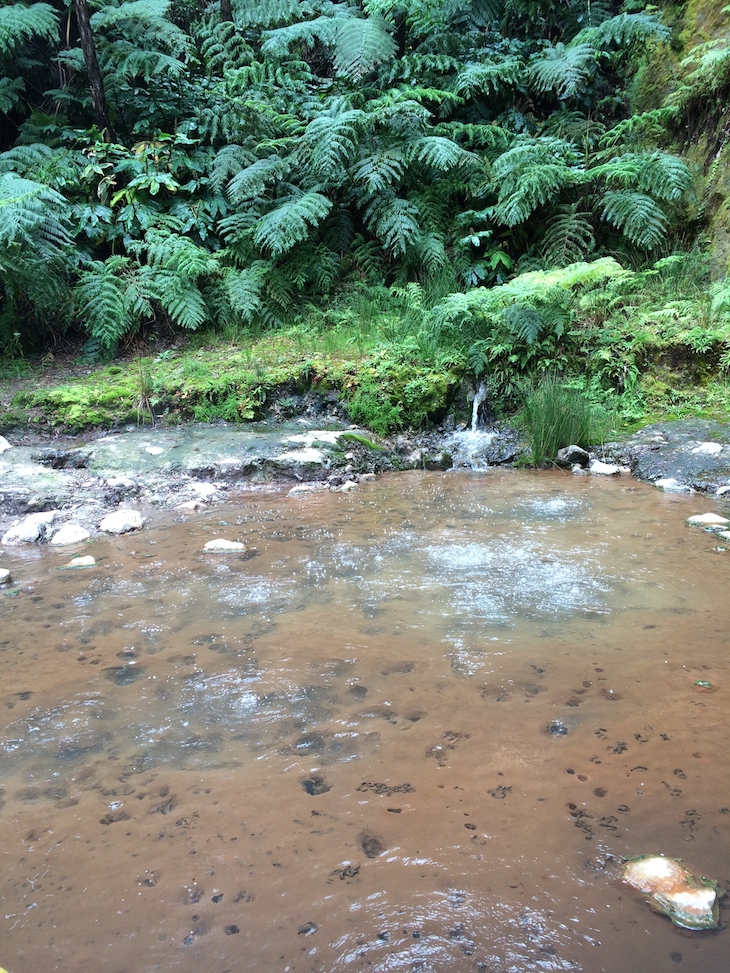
(453, 57, 524, 98)
(599, 108, 678, 150)
(364, 195, 421, 256)
(299, 109, 367, 181)
(226, 156, 287, 203)
(0, 2, 59, 54)
(529, 42, 596, 100)
(352, 149, 406, 193)
(0, 173, 71, 256)
(541, 203, 595, 267)
(334, 15, 396, 81)
(588, 151, 691, 202)
(253, 190, 332, 256)
(261, 14, 341, 57)
(233, 0, 307, 29)
(600, 190, 668, 249)
(502, 303, 544, 344)
(222, 262, 269, 323)
(407, 136, 475, 171)
(76, 258, 138, 349)
(582, 12, 670, 48)
(492, 138, 578, 226)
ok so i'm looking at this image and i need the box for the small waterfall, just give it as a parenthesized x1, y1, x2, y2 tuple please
(471, 381, 488, 432)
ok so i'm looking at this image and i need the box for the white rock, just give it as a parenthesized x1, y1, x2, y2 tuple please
(654, 477, 692, 493)
(716, 485, 730, 497)
(106, 476, 137, 488)
(288, 484, 328, 496)
(203, 538, 246, 552)
(687, 513, 730, 527)
(590, 461, 621, 476)
(1, 510, 56, 545)
(571, 464, 589, 476)
(50, 523, 91, 546)
(175, 500, 203, 511)
(144, 445, 164, 455)
(0, 435, 12, 453)
(99, 509, 145, 534)
(691, 441, 723, 456)
(64, 555, 96, 568)
(716, 530, 730, 541)
(191, 482, 217, 498)
(0, 568, 11, 584)
(360, 473, 376, 481)
(334, 479, 359, 493)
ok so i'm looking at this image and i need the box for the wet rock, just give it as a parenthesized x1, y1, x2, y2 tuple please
(1, 510, 56, 544)
(546, 720, 569, 736)
(50, 523, 91, 546)
(687, 512, 729, 527)
(203, 538, 246, 552)
(191, 482, 217, 499)
(622, 856, 719, 930)
(301, 775, 331, 795)
(0, 568, 10, 584)
(99, 509, 144, 534)
(654, 477, 692, 493)
(590, 460, 621, 476)
(556, 445, 590, 468)
(0, 435, 12, 453)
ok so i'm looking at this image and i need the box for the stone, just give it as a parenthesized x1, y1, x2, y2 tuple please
(571, 463, 588, 476)
(334, 479, 359, 492)
(589, 461, 621, 476)
(191, 482, 217, 499)
(1, 510, 56, 545)
(63, 555, 96, 568)
(691, 441, 723, 456)
(556, 444, 590, 467)
(717, 530, 730, 541)
(175, 500, 203, 511)
(0, 568, 11, 584)
(288, 484, 328, 496)
(622, 856, 719, 930)
(203, 538, 246, 552)
(99, 509, 145, 534)
(0, 435, 12, 453)
(50, 523, 91, 546)
(687, 513, 730, 527)
(654, 478, 692, 493)
(716, 485, 730, 497)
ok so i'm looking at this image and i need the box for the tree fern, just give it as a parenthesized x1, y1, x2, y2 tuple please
(352, 149, 407, 193)
(75, 258, 142, 348)
(589, 151, 691, 202)
(253, 190, 332, 256)
(226, 156, 287, 204)
(0, 173, 71, 256)
(407, 135, 476, 172)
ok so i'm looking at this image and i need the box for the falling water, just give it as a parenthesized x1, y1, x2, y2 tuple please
(470, 381, 489, 432)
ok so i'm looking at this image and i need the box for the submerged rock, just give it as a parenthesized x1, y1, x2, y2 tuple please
(50, 523, 91, 546)
(622, 855, 720, 930)
(99, 509, 145, 534)
(203, 538, 246, 552)
(62, 555, 96, 569)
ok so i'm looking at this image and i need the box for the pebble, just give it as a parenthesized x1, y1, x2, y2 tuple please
(191, 482, 217, 498)
(203, 539, 246, 552)
(176, 500, 203, 511)
(691, 442, 723, 456)
(0, 568, 11, 584)
(654, 478, 692, 493)
(99, 509, 145, 534)
(287, 484, 328, 496)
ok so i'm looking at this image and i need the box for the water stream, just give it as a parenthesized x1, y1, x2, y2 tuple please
(0, 469, 727, 973)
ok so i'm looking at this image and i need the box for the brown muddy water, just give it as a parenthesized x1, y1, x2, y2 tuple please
(0, 470, 728, 973)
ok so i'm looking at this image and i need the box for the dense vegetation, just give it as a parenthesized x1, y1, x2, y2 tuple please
(1, 0, 729, 437)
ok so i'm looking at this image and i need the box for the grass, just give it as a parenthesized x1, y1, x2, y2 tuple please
(518, 377, 615, 466)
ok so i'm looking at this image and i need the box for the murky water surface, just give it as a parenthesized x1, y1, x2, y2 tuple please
(0, 470, 728, 973)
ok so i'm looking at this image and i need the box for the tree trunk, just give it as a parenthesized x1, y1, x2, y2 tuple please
(220, 0, 233, 22)
(74, 0, 117, 142)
